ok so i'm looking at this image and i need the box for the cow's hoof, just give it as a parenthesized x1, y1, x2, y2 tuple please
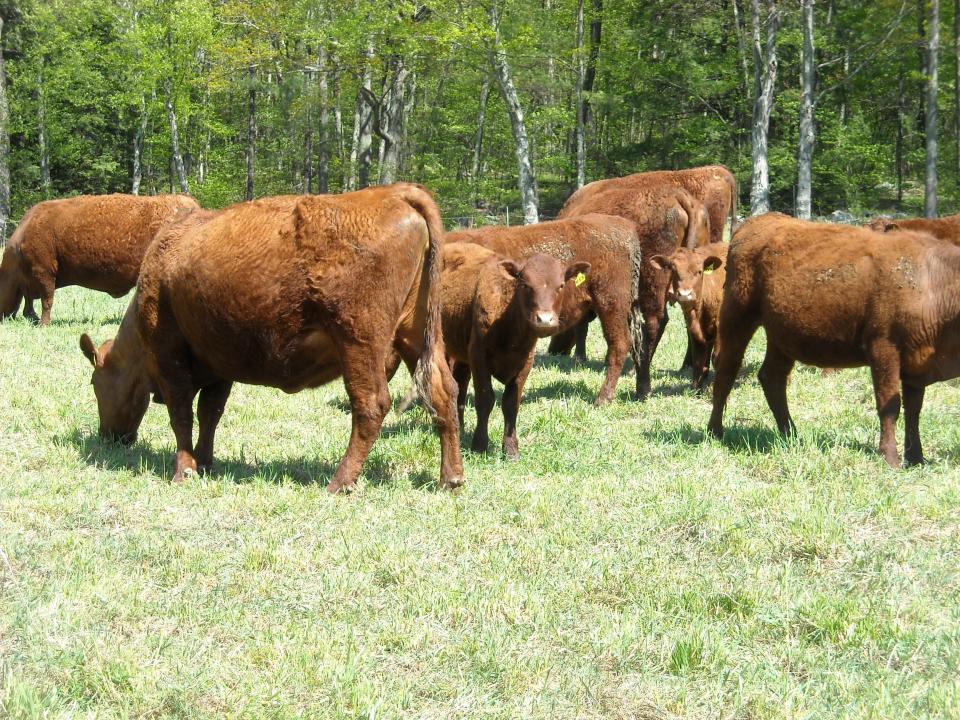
(593, 395, 613, 407)
(172, 467, 195, 484)
(571, 355, 587, 368)
(441, 475, 465, 491)
(503, 445, 520, 460)
(327, 479, 357, 495)
(707, 422, 723, 439)
(470, 440, 490, 454)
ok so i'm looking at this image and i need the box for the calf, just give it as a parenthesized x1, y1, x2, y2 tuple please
(431, 243, 589, 458)
(866, 214, 960, 244)
(709, 212, 960, 467)
(649, 242, 727, 390)
(446, 214, 643, 404)
(79, 184, 464, 494)
(1, 193, 200, 324)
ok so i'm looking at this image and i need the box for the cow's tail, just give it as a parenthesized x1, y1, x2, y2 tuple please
(627, 233, 645, 372)
(729, 173, 739, 239)
(677, 190, 708, 249)
(401, 184, 446, 418)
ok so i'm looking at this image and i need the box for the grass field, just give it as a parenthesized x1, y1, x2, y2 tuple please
(1, 286, 959, 719)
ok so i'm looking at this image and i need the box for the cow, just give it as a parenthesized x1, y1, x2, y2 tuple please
(444, 214, 644, 404)
(401, 242, 589, 458)
(78, 184, 464, 494)
(560, 164, 737, 245)
(866, 214, 960, 244)
(708, 212, 960, 468)
(648, 242, 727, 390)
(0, 193, 201, 325)
(544, 186, 709, 397)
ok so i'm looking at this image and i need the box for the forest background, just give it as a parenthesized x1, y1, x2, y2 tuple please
(0, 0, 953, 236)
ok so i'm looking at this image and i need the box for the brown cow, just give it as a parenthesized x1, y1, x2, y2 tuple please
(424, 242, 589, 458)
(0, 193, 200, 325)
(79, 184, 464, 494)
(649, 242, 727, 390)
(548, 187, 708, 397)
(708, 212, 960, 467)
(445, 214, 644, 404)
(866, 214, 960, 244)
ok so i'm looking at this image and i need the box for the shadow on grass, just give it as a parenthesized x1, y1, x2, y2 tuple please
(63, 428, 447, 491)
(532, 353, 610, 374)
(523, 378, 597, 403)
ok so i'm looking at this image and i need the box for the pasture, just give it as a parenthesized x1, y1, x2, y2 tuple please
(1, 287, 959, 719)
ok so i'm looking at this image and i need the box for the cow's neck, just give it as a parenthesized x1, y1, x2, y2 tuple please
(111, 298, 149, 386)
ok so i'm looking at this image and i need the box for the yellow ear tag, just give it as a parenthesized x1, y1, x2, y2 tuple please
(704, 268, 714, 275)
(575, 272, 587, 287)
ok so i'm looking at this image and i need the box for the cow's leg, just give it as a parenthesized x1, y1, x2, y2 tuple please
(594, 302, 630, 405)
(635, 309, 665, 400)
(37, 277, 55, 326)
(22, 297, 38, 323)
(194, 380, 233, 474)
(903, 383, 926, 466)
(329, 344, 392, 494)
(155, 375, 198, 483)
(547, 325, 578, 357)
(680, 336, 693, 372)
(868, 341, 902, 468)
(573, 320, 589, 365)
(758, 344, 797, 436)
(707, 319, 758, 439)
(501, 354, 533, 459)
(452, 361, 471, 429)
(469, 343, 495, 454)
(691, 337, 712, 392)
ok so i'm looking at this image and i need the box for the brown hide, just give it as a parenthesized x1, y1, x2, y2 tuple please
(80, 184, 463, 494)
(560, 164, 737, 244)
(438, 242, 588, 457)
(866, 214, 960, 244)
(650, 243, 728, 390)
(446, 214, 644, 403)
(0, 193, 200, 324)
(709, 212, 960, 468)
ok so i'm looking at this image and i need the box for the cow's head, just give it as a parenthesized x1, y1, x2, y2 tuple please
(80, 333, 151, 444)
(866, 217, 900, 233)
(649, 248, 723, 311)
(499, 254, 592, 337)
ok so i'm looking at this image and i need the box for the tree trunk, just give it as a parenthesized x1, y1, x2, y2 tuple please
(349, 40, 374, 190)
(797, 0, 815, 219)
(897, 66, 906, 207)
(471, 76, 491, 187)
(37, 66, 51, 198)
(584, 0, 602, 130)
(575, 0, 587, 189)
(490, 4, 539, 224)
(955, 0, 959, 185)
(304, 102, 313, 194)
(732, 0, 752, 96)
(246, 65, 256, 201)
(332, 63, 344, 187)
(166, 82, 189, 193)
(317, 45, 330, 194)
(132, 94, 148, 195)
(925, 0, 940, 217)
(750, 0, 779, 215)
(376, 56, 408, 185)
(0, 16, 9, 242)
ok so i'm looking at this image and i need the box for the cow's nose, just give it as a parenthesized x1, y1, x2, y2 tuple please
(678, 289, 695, 301)
(535, 310, 558, 328)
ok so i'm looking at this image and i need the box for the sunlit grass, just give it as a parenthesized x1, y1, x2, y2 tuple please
(1, 287, 958, 719)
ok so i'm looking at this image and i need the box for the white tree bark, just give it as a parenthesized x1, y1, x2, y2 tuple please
(750, 0, 779, 215)
(166, 82, 189, 193)
(246, 65, 255, 200)
(349, 40, 374, 190)
(131, 94, 148, 194)
(317, 45, 330, 193)
(796, 0, 815, 219)
(37, 66, 51, 198)
(471, 76, 491, 184)
(490, 4, 539, 224)
(373, 56, 408, 185)
(732, 0, 752, 96)
(0, 15, 9, 242)
(575, 0, 587, 189)
(925, 0, 939, 217)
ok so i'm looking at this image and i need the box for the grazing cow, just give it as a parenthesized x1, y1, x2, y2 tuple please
(416, 242, 589, 458)
(445, 214, 644, 404)
(546, 187, 708, 397)
(866, 214, 960, 244)
(79, 184, 464, 494)
(708, 212, 960, 467)
(0, 193, 200, 325)
(649, 242, 727, 390)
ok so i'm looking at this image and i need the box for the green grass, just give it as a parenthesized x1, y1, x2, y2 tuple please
(2, 287, 959, 719)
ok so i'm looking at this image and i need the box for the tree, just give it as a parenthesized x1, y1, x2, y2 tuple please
(925, 0, 939, 217)
(750, 0, 779, 215)
(0, 13, 9, 241)
(797, 0, 815, 220)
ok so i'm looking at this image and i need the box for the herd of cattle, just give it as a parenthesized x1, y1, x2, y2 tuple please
(2, 164, 959, 491)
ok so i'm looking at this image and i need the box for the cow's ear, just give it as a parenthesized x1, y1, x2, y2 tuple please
(703, 256, 723, 273)
(565, 261, 591, 283)
(499, 259, 522, 280)
(80, 334, 103, 368)
(648, 255, 673, 272)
